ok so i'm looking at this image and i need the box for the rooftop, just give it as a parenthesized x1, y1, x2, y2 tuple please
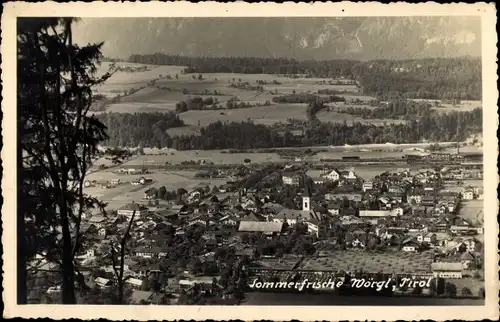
(238, 221, 283, 233)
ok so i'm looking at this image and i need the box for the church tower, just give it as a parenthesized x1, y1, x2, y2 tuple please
(302, 182, 312, 212)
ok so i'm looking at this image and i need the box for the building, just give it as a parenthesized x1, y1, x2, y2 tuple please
(238, 221, 284, 234)
(302, 185, 312, 212)
(87, 215, 107, 228)
(431, 262, 463, 279)
(144, 187, 158, 200)
(362, 181, 373, 192)
(311, 177, 325, 185)
(117, 203, 148, 219)
(322, 169, 341, 181)
(304, 219, 328, 238)
(95, 277, 112, 288)
(462, 189, 475, 200)
(458, 237, 479, 252)
(401, 238, 420, 252)
(407, 192, 423, 204)
(273, 183, 321, 224)
(325, 193, 362, 202)
(421, 195, 435, 207)
(359, 210, 401, 218)
(282, 174, 300, 186)
(341, 169, 357, 180)
(133, 246, 167, 259)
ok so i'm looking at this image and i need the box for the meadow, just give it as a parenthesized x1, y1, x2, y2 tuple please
(410, 99, 482, 114)
(84, 169, 228, 211)
(459, 199, 483, 225)
(94, 62, 401, 131)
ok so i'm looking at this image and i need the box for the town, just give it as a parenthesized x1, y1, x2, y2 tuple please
(31, 149, 485, 305)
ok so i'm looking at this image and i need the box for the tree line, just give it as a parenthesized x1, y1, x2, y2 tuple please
(128, 53, 481, 100)
(96, 112, 184, 148)
(95, 106, 481, 150)
(272, 93, 346, 104)
(169, 108, 481, 150)
(336, 100, 437, 120)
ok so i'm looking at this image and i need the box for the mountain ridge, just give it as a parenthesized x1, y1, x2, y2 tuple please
(73, 17, 482, 61)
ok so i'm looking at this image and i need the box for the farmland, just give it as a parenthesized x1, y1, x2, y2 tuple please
(410, 99, 482, 114)
(93, 62, 407, 131)
(83, 169, 227, 211)
(300, 250, 434, 275)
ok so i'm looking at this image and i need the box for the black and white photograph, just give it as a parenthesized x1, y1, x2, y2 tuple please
(2, 2, 498, 321)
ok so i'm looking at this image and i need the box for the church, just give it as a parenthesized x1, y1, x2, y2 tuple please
(273, 182, 323, 225)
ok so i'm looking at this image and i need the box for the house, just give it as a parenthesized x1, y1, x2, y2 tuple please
(95, 277, 112, 288)
(326, 202, 341, 215)
(401, 238, 420, 252)
(117, 203, 148, 219)
(125, 278, 144, 289)
(129, 290, 163, 304)
(240, 212, 266, 222)
(178, 276, 221, 289)
(359, 210, 400, 218)
(98, 227, 107, 236)
(450, 225, 474, 234)
(304, 219, 328, 238)
(340, 169, 356, 180)
(457, 237, 479, 252)
(421, 195, 435, 207)
(238, 221, 283, 234)
(325, 193, 362, 202)
(88, 215, 107, 229)
(144, 188, 158, 200)
(311, 177, 325, 185)
(273, 209, 321, 225)
(417, 232, 437, 244)
(133, 246, 167, 259)
(407, 192, 423, 204)
(460, 252, 476, 269)
(241, 198, 257, 211)
(187, 190, 202, 203)
(282, 174, 300, 186)
(323, 169, 341, 181)
(219, 215, 238, 226)
(391, 206, 404, 216)
(462, 189, 475, 200)
(388, 185, 403, 193)
(139, 177, 153, 185)
(431, 262, 463, 279)
(362, 181, 373, 192)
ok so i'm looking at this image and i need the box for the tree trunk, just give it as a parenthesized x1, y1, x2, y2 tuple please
(17, 194, 27, 304)
(60, 203, 76, 304)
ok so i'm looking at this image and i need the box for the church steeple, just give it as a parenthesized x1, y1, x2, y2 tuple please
(302, 181, 313, 212)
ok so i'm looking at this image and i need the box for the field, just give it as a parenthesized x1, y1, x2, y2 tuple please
(84, 170, 227, 211)
(459, 199, 483, 225)
(120, 151, 283, 166)
(179, 104, 308, 126)
(94, 62, 400, 130)
(300, 250, 434, 275)
(94, 62, 186, 98)
(410, 99, 482, 114)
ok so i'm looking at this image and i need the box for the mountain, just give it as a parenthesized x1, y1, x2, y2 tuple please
(73, 17, 481, 61)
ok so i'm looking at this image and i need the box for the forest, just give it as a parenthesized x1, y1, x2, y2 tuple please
(96, 112, 184, 148)
(97, 108, 482, 150)
(127, 54, 482, 100)
(335, 100, 437, 120)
